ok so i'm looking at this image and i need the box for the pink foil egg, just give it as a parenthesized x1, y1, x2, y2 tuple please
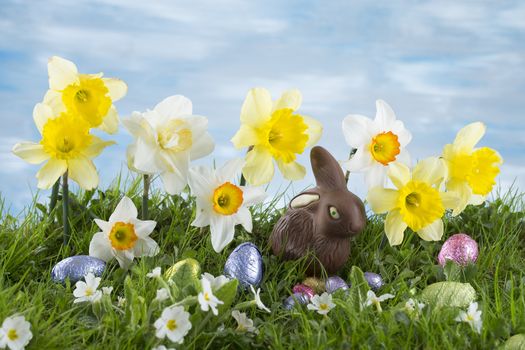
(438, 233, 479, 266)
(292, 284, 315, 299)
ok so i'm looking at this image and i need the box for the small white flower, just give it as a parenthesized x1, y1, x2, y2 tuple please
(342, 100, 412, 189)
(102, 286, 113, 295)
(231, 310, 258, 334)
(365, 290, 394, 312)
(250, 285, 270, 313)
(155, 288, 171, 302)
(201, 272, 231, 290)
(198, 278, 224, 316)
(188, 159, 267, 252)
(89, 196, 159, 269)
(154, 305, 192, 344)
(73, 273, 103, 304)
(455, 301, 482, 334)
(117, 296, 126, 307)
(0, 315, 32, 350)
(404, 298, 425, 316)
(307, 292, 336, 315)
(147, 267, 162, 279)
(152, 346, 174, 350)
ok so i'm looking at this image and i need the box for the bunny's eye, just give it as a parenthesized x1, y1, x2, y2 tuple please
(329, 206, 340, 219)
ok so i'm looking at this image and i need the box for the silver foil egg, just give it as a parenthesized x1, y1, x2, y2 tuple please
(283, 292, 310, 310)
(364, 272, 384, 291)
(223, 242, 263, 289)
(438, 233, 479, 266)
(51, 255, 106, 283)
(325, 276, 349, 294)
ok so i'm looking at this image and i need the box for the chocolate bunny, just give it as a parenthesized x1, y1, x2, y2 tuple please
(270, 146, 366, 276)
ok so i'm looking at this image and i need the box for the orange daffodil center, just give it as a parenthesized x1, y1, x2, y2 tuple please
(109, 222, 138, 250)
(369, 131, 401, 165)
(212, 182, 244, 215)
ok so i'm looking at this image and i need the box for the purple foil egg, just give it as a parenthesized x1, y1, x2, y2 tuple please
(51, 255, 106, 283)
(364, 272, 384, 291)
(292, 284, 315, 299)
(283, 292, 310, 310)
(223, 242, 264, 289)
(438, 233, 479, 267)
(325, 276, 349, 294)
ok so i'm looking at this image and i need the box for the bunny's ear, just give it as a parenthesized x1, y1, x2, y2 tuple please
(310, 146, 346, 190)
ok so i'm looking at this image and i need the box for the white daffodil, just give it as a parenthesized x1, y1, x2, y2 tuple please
(231, 310, 258, 334)
(155, 288, 171, 302)
(147, 267, 162, 279)
(250, 285, 271, 313)
(365, 290, 394, 312)
(0, 315, 32, 350)
(188, 158, 266, 252)
(102, 286, 113, 295)
(342, 100, 412, 189)
(201, 273, 231, 290)
(117, 296, 126, 307)
(89, 196, 159, 269)
(455, 301, 482, 334)
(154, 305, 192, 344)
(43, 56, 127, 134)
(198, 278, 224, 316)
(73, 273, 102, 304)
(307, 292, 336, 315)
(123, 95, 214, 195)
(404, 298, 425, 317)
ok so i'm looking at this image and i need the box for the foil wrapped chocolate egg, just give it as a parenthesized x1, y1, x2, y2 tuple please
(283, 292, 310, 310)
(292, 284, 315, 299)
(364, 272, 384, 291)
(51, 255, 106, 283)
(224, 242, 263, 289)
(325, 276, 349, 294)
(438, 233, 478, 266)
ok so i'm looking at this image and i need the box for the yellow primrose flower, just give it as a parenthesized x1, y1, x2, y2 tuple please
(367, 158, 459, 246)
(12, 103, 114, 189)
(231, 88, 322, 185)
(43, 56, 127, 134)
(442, 122, 503, 215)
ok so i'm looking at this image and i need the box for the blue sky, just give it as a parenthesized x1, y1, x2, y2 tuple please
(0, 0, 524, 212)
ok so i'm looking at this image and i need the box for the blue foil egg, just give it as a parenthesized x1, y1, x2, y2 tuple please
(325, 276, 349, 294)
(223, 242, 263, 289)
(283, 292, 310, 310)
(51, 255, 106, 283)
(364, 272, 384, 291)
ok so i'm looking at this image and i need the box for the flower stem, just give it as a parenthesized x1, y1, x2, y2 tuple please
(344, 148, 357, 184)
(142, 174, 149, 220)
(62, 171, 70, 245)
(49, 178, 60, 213)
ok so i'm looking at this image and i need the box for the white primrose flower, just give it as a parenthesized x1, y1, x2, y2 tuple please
(198, 278, 224, 316)
(231, 310, 258, 334)
(201, 272, 231, 290)
(342, 99, 412, 189)
(154, 305, 192, 344)
(152, 346, 175, 350)
(89, 196, 159, 269)
(73, 273, 102, 304)
(188, 158, 266, 252)
(455, 301, 482, 334)
(404, 298, 425, 316)
(307, 292, 336, 315)
(155, 288, 171, 303)
(250, 285, 271, 313)
(123, 95, 214, 195)
(117, 296, 126, 307)
(0, 315, 32, 350)
(147, 267, 162, 279)
(365, 290, 395, 312)
(102, 286, 113, 295)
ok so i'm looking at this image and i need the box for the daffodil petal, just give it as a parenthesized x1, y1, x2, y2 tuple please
(132, 219, 157, 238)
(242, 147, 274, 185)
(68, 158, 99, 190)
(36, 158, 67, 189)
(47, 56, 79, 90)
(302, 115, 323, 148)
(273, 89, 302, 112)
(43, 89, 66, 115)
(109, 196, 138, 222)
(83, 136, 115, 159)
(231, 125, 258, 149)
(342, 114, 373, 148)
(98, 105, 119, 134)
(417, 219, 443, 241)
(341, 147, 373, 172)
(89, 232, 113, 262)
(217, 158, 244, 184)
(385, 209, 407, 246)
(12, 142, 49, 164)
(454, 122, 485, 152)
(160, 170, 187, 195)
(33, 103, 55, 134)
(388, 162, 411, 188)
(122, 113, 156, 143)
(413, 157, 447, 186)
(133, 138, 163, 174)
(365, 164, 387, 189)
(440, 191, 460, 213)
(367, 187, 399, 214)
(236, 206, 253, 232)
(188, 166, 214, 200)
(375, 100, 397, 129)
(447, 179, 471, 215)
(192, 207, 211, 227)
(190, 132, 214, 160)
(390, 119, 412, 146)
(468, 194, 486, 206)
(154, 95, 193, 119)
(277, 160, 306, 181)
(210, 214, 235, 252)
(102, 77, 127, 101)
(133, 237, 159, 257)
(241, 186, 267, 206)
(240, 88, 273, 127)
(395, 148, 411, 166)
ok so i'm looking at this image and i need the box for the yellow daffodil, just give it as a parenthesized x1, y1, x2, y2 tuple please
(43, 56, 127, 134)
(12, 103, 114, 189)
(231, 88, 322, 185)
(367, 158, 459, 246)
(442, 122, 503, 215)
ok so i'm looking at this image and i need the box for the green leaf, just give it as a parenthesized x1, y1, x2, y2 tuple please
(420, 281, 476, 309)
(501, 334, 525, 350)
(214, 279, 239, 314)
(443, 260, 461, 281)
(165, 258, 201, 292)
(347, 266, 369, 313)
(123, 275, 142, 329)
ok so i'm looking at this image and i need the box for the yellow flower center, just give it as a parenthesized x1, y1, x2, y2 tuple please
(398, 181, 444, 232)
(62, 74, 112, 128)
(204, 292, 210, 301)
(369, 131, 400, 165)
(109, 222, 138, 250)
(157, 119, 193, 151)
(7, 329, 18, 341)
(166, 319, 178, 331)
(319, 303, 328, 310)
(85, 288, 93, 296)
(212, 182, 244, 215)
(257, 108, 308, 163)
(41, 113, 92, 160)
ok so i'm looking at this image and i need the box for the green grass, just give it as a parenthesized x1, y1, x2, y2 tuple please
(0, 175, 524, 349)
